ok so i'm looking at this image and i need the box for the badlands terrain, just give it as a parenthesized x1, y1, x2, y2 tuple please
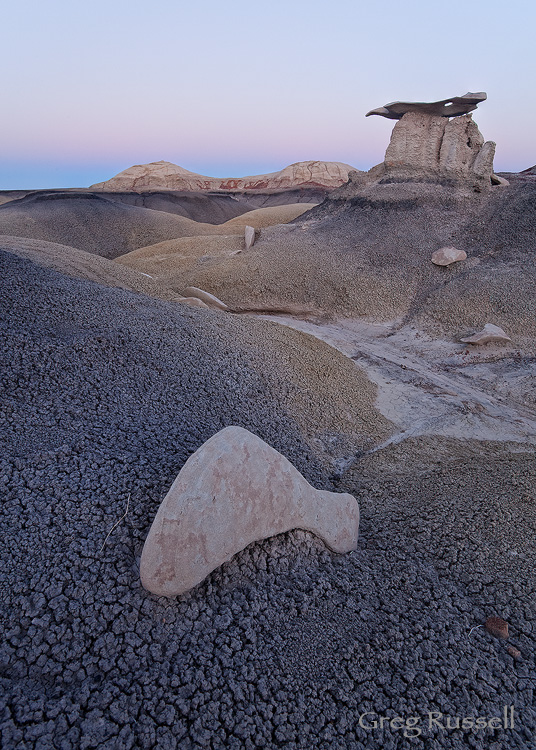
(0, 151, 535, 749)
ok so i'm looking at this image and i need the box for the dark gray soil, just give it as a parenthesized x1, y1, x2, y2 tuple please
(1, 251, 535, 749)
(98, 189, 326, 220)
(0, 193, 216, 259)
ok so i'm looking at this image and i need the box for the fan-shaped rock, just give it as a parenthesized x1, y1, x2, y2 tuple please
(431, 247, 467, 266)
(140, 426, 359, 597)
(460, 324, 511, 345)
(182, 286, 229, 311)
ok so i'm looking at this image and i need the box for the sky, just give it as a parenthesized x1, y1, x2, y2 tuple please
(1, 0, 534, 188)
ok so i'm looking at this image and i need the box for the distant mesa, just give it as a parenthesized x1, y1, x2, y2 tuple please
(90, 160, 359, 193)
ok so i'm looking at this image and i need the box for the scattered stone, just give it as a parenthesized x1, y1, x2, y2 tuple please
(506, 645, 521, 659)
(244, 225, 255, 250)
(178, 297, 210, 309)
(431, 247, 467, 266)
(140, 426, 359, 597)
(182, 286, 229, 311)
(485, 616, 509, 639)
(491, 173, 510, 187)
(460, 324, 511, 346)
(366, 92, 487, 120)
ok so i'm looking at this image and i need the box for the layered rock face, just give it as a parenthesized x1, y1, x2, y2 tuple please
(381, 113, 495, 191)
(90, 160, 359, 193)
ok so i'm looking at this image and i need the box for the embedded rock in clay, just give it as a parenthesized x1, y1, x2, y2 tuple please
(491, 173, 510, 187)
(140, 426, 359, 597)
(431, 247, 467, 266)
(178, 297, 210, 309)
(244, 225, 255, 250)
(182, 286, 228, 311)
(460, 324, 511, 345)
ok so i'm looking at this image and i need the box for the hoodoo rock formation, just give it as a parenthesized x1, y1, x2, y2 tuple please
(90, 160, 359, 193)
(337, 91, 497, 195)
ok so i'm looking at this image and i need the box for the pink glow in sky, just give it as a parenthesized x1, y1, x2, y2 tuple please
(1, 0, 534, 188)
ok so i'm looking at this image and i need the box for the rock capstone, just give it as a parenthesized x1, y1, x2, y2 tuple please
(366, 92, 487, 120)
(140, 426, 359, 597)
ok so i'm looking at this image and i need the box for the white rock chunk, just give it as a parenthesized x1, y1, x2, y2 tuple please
(460, 323, 511, 345)
(244, 225, 255, 250)
(178, 296, 210, 309)
(182, 286, 228, 311)
(140, 426, 359, 597)
(491, 173, 510, 187)
(431, 247, 467, 266)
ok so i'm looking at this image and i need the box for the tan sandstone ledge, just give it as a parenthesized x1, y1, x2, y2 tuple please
(140, 426, 359, 597)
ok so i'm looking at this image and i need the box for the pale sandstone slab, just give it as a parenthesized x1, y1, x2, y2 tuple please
(244, 225, 255, 250)
(460, 324, 511, 345)
(491, 174, 510, 187)
(140, 426, 359, 597)
(178, 296, 210, 309)
(431, 247, 467, 266)
(182, 286, 229, 311)
(366, 92, 487, 119)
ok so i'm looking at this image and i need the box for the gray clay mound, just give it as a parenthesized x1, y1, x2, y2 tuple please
(0, 191, 218, 259)
(1, 250, 535, 749)
(98, 188, 324, 221)
(94, 190, 253, 223)
(182, 181, 536, 345)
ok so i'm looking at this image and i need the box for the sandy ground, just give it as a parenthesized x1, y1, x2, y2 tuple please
(256, 315, 536, 450)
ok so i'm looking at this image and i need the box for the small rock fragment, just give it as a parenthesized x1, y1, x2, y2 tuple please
(182, 286, 228, 311)
(140, 426, 359, 597)
(244, 225, 255, 250)
(178, 297, 210, 309)
(431, 247, 467, 266)
(460, 324, 511, 345)
(506, 645, 521, 659)
(491, 173, 510, 187)
(485, 616, 509, 639)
